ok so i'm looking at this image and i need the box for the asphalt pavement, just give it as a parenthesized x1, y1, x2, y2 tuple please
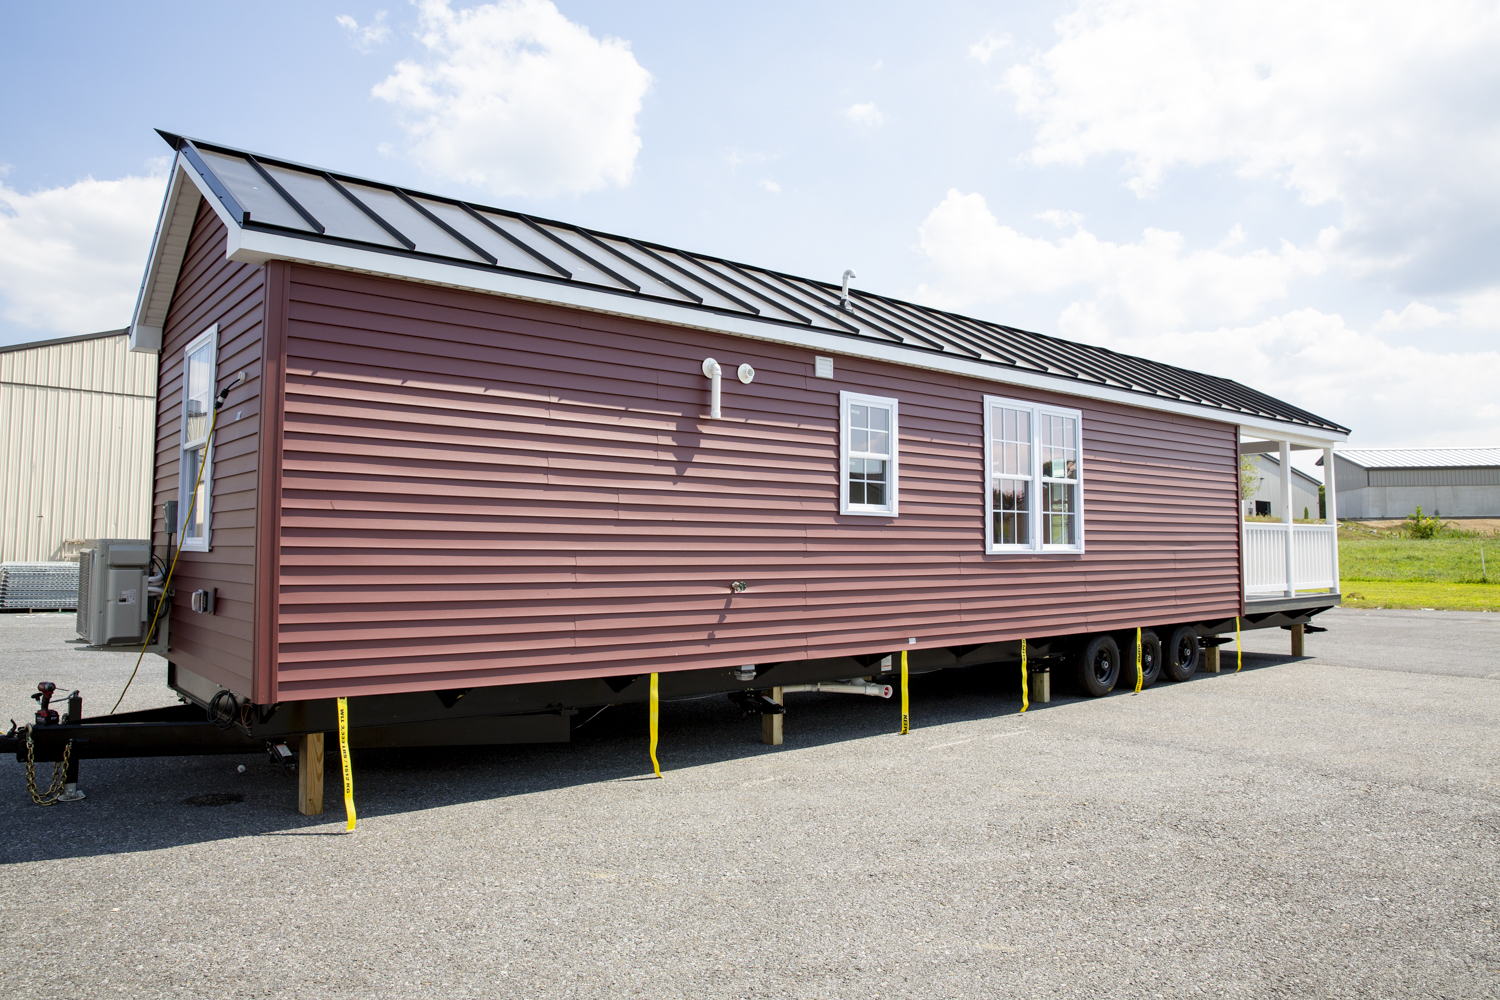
(1, 607, 1496, 999)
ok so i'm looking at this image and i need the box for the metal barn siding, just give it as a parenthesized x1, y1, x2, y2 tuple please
(150, 201, 266, 696)
(268, 265, 1240, 700)
(0, 332, 157, 562)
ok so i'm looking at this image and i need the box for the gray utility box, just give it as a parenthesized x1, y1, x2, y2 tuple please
(76, 539, 152, 646)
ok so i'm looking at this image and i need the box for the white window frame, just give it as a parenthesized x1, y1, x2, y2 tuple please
(179, 325, 218, 552)
(839, 390, 899, 516)
(983, 394, 1085, 554)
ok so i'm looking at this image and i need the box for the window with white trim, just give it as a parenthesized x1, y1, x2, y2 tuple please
(983, 395, 1083, 552)
(840, 391, 898, 516)
(179, 326, 218, 551)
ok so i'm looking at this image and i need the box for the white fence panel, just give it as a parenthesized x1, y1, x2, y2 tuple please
(1244, 523, 1288, 595)
(1244, 522, 1339, 596)
(1292, 525, 1337, 590)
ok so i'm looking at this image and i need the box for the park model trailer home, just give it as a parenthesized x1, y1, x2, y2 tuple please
(14, 132, 1350, 812)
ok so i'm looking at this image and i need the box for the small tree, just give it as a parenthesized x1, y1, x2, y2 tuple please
(1239, 455, 1260, 502)
(1405, 505, 1442, 539)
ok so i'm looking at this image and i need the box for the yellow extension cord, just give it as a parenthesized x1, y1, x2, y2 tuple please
(1235, 616, 1242, 672)
(110, 405, 219, 715)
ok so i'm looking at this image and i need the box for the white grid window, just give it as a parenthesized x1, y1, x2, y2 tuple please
(179, 326, 218, 551)
(983, 395, 1084, 553)
(840, 391, 899, 516)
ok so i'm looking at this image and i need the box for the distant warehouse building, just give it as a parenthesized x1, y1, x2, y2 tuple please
(1325, 448, 1500, 519)
(0, 330, 158, 562)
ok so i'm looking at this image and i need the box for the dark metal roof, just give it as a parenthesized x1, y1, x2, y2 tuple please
(157, 130, 1350, 435)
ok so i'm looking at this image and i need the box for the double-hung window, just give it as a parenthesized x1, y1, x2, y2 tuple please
(840, 391, 898, 516)
(983, 395, 1083, 553)
(179, 326, 218, 551)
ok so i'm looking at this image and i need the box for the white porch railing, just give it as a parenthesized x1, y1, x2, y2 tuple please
(1244, 522, 1339, 596)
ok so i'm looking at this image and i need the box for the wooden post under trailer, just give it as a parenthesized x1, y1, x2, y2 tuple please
(299, 732, 324, 815)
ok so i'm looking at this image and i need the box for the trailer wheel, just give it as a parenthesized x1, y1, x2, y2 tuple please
(1076, 634, 1121, 697)
(1124, 629, 1162, 689)
(1162, 626, 1199, 682)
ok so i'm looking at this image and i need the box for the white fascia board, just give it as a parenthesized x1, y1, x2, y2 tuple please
(129, 157, 209, 354)
(225, 228, 1349, 444)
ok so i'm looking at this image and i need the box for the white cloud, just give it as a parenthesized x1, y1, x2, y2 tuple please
(844, 102, 884, 128)
(1110, 310, 1500, 448)
(337, 10, 391, 51)
(913, 189, 1500, 446)
(0, 170, 165, 339)
(1370, 301, 1453, 336)
(1004, 0, 1500, 293)
(916, 189, 1323, 334)
(372, 0, 652, 198)
(969, 34, 1011, 64)
(759, 179, 781, 194)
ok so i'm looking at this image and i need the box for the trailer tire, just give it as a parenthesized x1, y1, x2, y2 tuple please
(1076, 634, 1121, 697)
(1162, 626, 1199, 682)
(1122, 629, 1162, 689)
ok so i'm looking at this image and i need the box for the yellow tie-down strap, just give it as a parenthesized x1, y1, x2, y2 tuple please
(649, 672, 662, 777)
(337, 696, 356, 832)
(1235, 616, 1243, 672)
(1135, 627, 1144, 693)
(1020, 639, 1028, 714)
(900, 650, 910, 734)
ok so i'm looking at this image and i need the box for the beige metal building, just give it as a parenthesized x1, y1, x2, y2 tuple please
(1, 330, 158, 562)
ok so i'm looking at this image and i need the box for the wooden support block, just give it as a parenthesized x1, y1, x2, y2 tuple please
(1204, 645, 1221, 673)
(1290, 623, 1304, 657)
(1028, 670, 1051, 704)
(298, 732, 325, 816)
(761, 687, 783, 746)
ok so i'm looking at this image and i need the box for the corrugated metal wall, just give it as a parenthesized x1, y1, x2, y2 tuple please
(271, 265, 1241, 700)
(0, 333, 157, 561)
(150, 201, 266, 697)
(1368, 467, 1500, 487)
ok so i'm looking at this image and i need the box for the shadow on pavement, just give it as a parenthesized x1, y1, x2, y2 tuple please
(1, 655, 1286, 862)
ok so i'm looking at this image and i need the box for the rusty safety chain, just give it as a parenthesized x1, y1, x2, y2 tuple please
(23, 730, 73, 806)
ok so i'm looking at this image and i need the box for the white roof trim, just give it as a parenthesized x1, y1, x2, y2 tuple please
(128, 155, 1347, 445)
(129, 155, 207, 353)
(224, 227, 1347, 444)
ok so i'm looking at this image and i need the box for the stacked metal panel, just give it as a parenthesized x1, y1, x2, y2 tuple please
(0, 561, 80, 610)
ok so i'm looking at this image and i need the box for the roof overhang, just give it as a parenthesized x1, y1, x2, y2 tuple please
(129, 154, 207, 353)
(127, 136, 1350, 447)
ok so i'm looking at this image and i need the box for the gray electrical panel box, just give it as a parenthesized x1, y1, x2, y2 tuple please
(76, 539, 152, 646)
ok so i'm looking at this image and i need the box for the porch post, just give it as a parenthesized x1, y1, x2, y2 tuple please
(1281, 439, 1294, 597)
(1324, 447, 1340, 594)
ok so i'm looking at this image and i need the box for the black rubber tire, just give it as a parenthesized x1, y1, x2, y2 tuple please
(1120, 629, 1162, 690)
(1076, 634, 1121, 697)
(1162, 625, 1199, 682)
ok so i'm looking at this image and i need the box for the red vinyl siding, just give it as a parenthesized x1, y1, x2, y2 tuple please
(152, 202, 264, 696)
(271, 265, 1240, 700)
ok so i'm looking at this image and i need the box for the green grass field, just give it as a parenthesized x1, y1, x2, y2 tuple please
(1338, 534, 1498, 610)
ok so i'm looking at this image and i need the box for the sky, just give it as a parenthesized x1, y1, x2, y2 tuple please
(2, 0, 1497, 458)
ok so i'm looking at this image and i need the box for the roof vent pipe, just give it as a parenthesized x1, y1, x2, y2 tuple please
(702, 358, 722, 418)
(840, 269, 857, 311)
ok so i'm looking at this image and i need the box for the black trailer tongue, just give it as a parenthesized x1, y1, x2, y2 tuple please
(4, 683, 265, 805)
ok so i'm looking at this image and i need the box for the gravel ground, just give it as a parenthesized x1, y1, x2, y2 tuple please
(1, 607, 1496, 999)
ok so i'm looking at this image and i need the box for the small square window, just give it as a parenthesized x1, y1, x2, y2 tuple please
(840, 391, 898, 516)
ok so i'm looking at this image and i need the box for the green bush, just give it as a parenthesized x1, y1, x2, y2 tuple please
(1404, 506, 1443, 539)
